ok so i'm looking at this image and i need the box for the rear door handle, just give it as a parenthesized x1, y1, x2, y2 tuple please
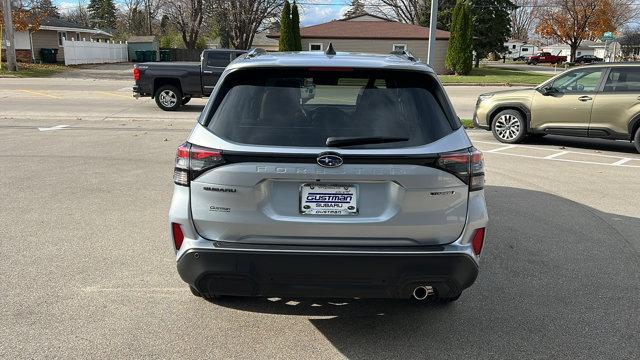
(203, 70, 213, 74)
(578, 96, 593, 102)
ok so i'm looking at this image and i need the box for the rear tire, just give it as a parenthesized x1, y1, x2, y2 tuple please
(155, 85, 182, 111)
(491, 109, 527, 144)
(633, 127, 640, 154)
(189, 285, 202, 297)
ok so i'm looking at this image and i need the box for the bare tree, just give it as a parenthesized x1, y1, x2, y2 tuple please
(61, 1, 91, 27)
(370, 0, 422, 24)
(510, 0, 538, 41)
(208, 0, 282, 50)
(165, 0, 204, 49)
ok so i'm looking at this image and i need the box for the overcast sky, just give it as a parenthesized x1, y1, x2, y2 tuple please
(53, 0, 350, 27)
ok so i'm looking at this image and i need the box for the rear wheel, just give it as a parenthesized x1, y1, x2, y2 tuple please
(189, 285, 201, 297)
(155, 85, 182, 111)
(634, 127, 640, 153)
(491, 109, 527, 143)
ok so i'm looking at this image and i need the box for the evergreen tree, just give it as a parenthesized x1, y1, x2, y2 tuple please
(445, 0, 473, 75)
(343, 0, 367, 18)
(279, 0, 292, 51)
(87, 0, 117, 30)
(291, 1, 302, 51)
(34, 0, 60, 18)
(469, 0, 515, 67)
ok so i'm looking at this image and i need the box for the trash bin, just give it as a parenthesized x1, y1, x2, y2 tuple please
(134, 50, 145, 62)
(40, 48, 57, 64)
(145, 50, 157, 62)
(160, 50, 171, 62)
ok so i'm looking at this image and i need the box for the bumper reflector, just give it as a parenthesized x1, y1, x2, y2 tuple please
(172, 223, 184, 250)
(471, 228, 485, 255)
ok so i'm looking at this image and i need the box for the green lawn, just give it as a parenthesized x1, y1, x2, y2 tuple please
(0, 63, 68, 78)
(460, 118, 474, 129)
(440, 67, 553, 85)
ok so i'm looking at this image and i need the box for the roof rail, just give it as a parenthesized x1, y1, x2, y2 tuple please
(390, 49, 417, 62)
(246, 48, 267, 58)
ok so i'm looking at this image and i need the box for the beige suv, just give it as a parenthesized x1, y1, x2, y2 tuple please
(473, 63, 640, 153)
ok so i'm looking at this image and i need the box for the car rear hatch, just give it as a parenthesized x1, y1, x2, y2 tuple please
(177, 67, 483, 247)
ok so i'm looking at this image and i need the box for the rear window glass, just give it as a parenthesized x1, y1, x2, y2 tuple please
(204, 68, 458, 148)
(603, 68, 640, 92)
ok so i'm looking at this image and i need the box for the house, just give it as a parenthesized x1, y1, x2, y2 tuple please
(268, 13, 451, 74)
(542, 40, 598, 58)
(1, 17, 112, 63)
(503, 38, 538, 59)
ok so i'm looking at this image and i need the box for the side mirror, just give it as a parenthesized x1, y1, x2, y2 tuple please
(541, 86, 557, 96)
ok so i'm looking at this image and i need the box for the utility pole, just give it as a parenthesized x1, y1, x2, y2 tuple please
(427, 0, 438, 66)
(2, 0, 18, 71)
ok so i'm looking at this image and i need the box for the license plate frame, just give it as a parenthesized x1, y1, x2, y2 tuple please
(299, 184, 358, 216)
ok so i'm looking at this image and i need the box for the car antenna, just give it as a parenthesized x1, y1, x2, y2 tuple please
(325, 43, 336, 56)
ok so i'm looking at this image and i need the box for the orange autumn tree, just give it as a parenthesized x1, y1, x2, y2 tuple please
(535, 0, 625, 61)
(0, 6, 44, 32)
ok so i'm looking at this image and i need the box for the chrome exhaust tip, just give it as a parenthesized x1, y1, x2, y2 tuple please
(412, 285, 434, 300)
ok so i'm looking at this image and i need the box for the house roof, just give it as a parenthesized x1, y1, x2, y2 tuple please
(128, 35, 157, 43)
(38, 17, 113, 37)
(268, 18, 450, 40)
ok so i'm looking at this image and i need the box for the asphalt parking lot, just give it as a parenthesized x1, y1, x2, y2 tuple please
(1, 77, 639, 359)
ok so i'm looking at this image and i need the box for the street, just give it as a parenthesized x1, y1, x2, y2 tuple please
(0, 77, 526, 120)
(1, 77, 639, 359)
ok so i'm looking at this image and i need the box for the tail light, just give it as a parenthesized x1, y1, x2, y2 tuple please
(471, 227, 486, 255)
(171, 222, 184, 250)
(174, 142, 225, 186)
(133, 67, 140, 81)
(436, 148, 484, 191)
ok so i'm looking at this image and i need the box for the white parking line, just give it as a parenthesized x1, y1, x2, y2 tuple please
(38, 125, 69, 132)
(471, 140, 640, 168)
(486, 145, 517, 153)
(611, 158, 631, 166)
(544, 151, 569, 159)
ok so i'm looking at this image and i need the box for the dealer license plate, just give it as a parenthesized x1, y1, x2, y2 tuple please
(300, 184, 357, 215)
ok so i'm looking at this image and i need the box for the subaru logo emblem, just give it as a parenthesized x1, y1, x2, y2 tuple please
(317, 153, 343, 168)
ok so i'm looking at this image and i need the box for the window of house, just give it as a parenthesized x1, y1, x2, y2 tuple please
(393, 44, 407, 52)
(521, 47, 528, 52)
(309, 43, 323, 51)
(76, 33, 81, 41)
(577, 51, 582, 56)
(512, 45, 516, 49)
(58, 32, 67, 47)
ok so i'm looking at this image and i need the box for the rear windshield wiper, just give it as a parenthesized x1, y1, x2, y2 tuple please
(326, 136, 410, 147)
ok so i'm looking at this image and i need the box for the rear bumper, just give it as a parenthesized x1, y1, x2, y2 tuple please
(177, 248, 479, 299)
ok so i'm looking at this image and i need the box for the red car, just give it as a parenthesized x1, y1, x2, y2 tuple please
(525, 52, 567, 65)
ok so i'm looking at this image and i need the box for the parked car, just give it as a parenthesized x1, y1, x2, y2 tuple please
(525, 52, 567, 65)
(170, 49, 489, 302)
(575, 55, 603, 64)
(132, 49, 247, 111)
(473, 63, 640, 153)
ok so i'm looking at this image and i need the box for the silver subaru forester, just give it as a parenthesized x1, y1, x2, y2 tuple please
(169, 49, 488, 303)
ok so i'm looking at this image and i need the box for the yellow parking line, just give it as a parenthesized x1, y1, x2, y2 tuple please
(96, 91, 133, 99)
(19, 89, 62, 99)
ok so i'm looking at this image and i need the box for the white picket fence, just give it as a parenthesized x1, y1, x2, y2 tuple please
(62, 39, 128, 65)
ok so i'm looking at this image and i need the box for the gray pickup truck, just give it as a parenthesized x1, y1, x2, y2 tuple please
(133, 49, 247, 111)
